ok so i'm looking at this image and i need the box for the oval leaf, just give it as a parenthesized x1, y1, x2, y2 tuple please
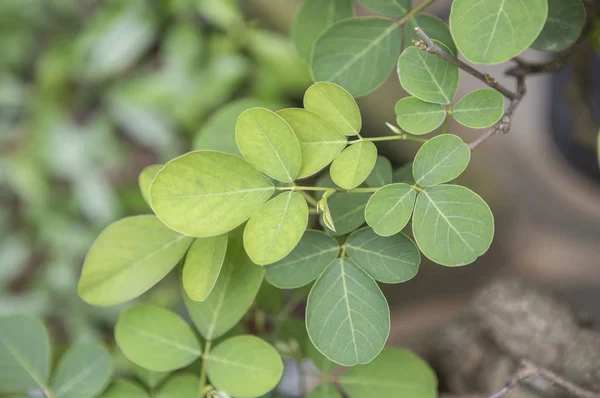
(101, 380, 149, 398)
(413, 135, 470, 187)
(182, 234, 228, 302)
(395, 97, 447, 135)
(265, 230, 340, 289)
(450, 0, 548, 64)
(340, 348, 437, 398)
(235, 107, 302, 182)
(405, 14, 457, 55)
(311, 18, 402, 96)
(150, 151, 275, 237)
(304, 82, 362, 137)
(133, 366, 169, 390)
(452, 89, 504, 129)
(244, 191, 308, 265)
(115, 304, 202, 372)
(345, 228, 420, 283)
(306, 258, 390, 366)
(412, 185, 494, 266)
(398, 41, 459, 104)
(357, 0, 410, 17)
(0, 315, 50, 392)
(207, 336, 284, 398)
(51, 343, 113, 398)
(330, 141, 378, 189)
(364, 156, 392, 188)
(319, 193, 371, 236)
(365, 183, 416, 236)
(292, 0, 354, 62)
(156, 374, 199, 398)
(531, 0, 586, 53)
(184, 227, 264, 340)
(78, 215, 193, 306)
(138, 164, 162, 206)
(278, 108, 347, 178)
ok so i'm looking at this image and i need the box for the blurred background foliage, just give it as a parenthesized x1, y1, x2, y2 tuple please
(0, 0, 310, 343)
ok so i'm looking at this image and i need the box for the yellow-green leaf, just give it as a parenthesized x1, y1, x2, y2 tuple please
(182, 234, 228, 302)
(330, 141, 377, 189)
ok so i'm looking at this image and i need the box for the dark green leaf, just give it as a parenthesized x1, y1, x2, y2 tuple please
(357, 0, 410, 17)
(531, 0, 586, 53)
(319, 193, 371, 236)
(365, 156, 392, 188)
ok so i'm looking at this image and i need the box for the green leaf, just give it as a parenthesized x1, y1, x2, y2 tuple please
(311, 18, 403, 96)
(330, 141, 378, 189)
(138, 164, 162, 207)
(365, 156, 392, 187)
(449, 0, 548, 64)
(51, 343, 112, 398)
(531, 0, 586, 52)
(184, 227, 264, 340)
(78, 215, 193, 306)
(150, 151, 275, 237)
(265, 230, 340, 289)
(346, 228, 420, 283)
(133, 366, 169, 390)
(306, 258, 390, 366)
(235, 107, 302, 182)
(277, 108, 347, 178)
(365, 183, 416, 236)
(412, 185, 494, 266)
(404, 14, 457, 55)
(101, 380, 149, 398)
(413, 135, 470, 187)
(397, 41, 459, 104)
(357, 0, 410, 17)
(193, 98, 283, 156)
(255, 281, 284, 314)
(304, 82, 362, 137)
(452, 89, 504, 129)
(156, 374, 199, 398)
(340, 348, 437, 398)
(182, 234, 228, 302)
(291, 0, 354, 62)
(244, 192, 308, 265)
(0, 315, 50, 392)
(319, 193, 371, 236)
(308, 339, 338, 373)
(308, 384, 342, 398)
(115, 304, 202, 372)
(207, 336, 284, 398)
(392, 163, 415, 185)
(395, 97, 447, 135)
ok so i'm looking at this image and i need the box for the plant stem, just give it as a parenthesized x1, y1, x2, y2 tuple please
(397, 0, 437, 25)
(43, 386, 55, 398)
(442, 106, 452, 134)
(198, 340, 212, 398)
(349, 135, 427, 144)
(298, 190, 319, 207)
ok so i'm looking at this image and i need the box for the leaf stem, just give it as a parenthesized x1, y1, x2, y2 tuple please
(198, 340, 212, 398)
(442, 106, 452, 134)
(397, 0, 437, 25)
(298, 190, 319, 207)
(349, 135, 427, 144)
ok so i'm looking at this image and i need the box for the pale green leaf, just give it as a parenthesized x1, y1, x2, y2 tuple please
(345, 228, 420, 283)
(207, 336, 284, 398)
(156, 374, 199, 398)
(531, 0, 586, 52)
(51, 343, 113, 398)
(138, 164, 162, 207)
(452, 89, 504, 129)
(340, 348, 437, 398)
(115, 304, 202, 372)
(395, 97, 447, 135)
(449, 0, 548, 64)
(308, 384, 342, 398)
(184, 227, 264, 340)
(304, 82, 362, 137)
(182, 234, 228, 302)
(133, 365, 169, 390)
(101, 379, 149, 398)
(235, 107, 302, 182)
(306, 258, 390, 366)
(0, 315, 50, 392)
(319, 193, 371, 236)
(365, 156, 392, 187)
(150, 151, 275, 237)
(292, 0, 354, 62)
(413, 135, 470, 187)
(357, 0, 410, 17)
(265, 230, 340, 289)
(330, 141, 378, 189)
(412, 185, 494, 266)
(365, 183, 416, 236)
(244, 191, 308, 265)
(405, 14, 457, 55)
(78, 215, 192, 306)
(397, 41, 459, 104)
(311, 18, 402, 96)
(277, 108, 347, 178)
